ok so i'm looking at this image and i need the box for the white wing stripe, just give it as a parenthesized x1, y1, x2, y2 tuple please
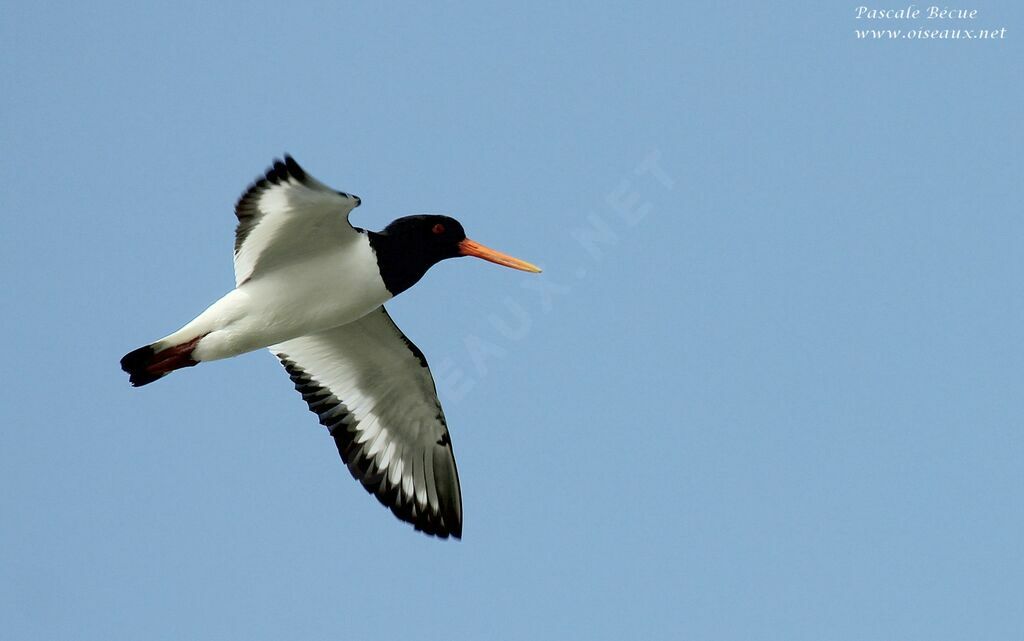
(273, 306, 463, 538)
(413, 454, 428, 511)
(233, 156, 362, 286)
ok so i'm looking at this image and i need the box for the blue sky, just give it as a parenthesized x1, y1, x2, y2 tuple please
(2, 2, 1022, 640)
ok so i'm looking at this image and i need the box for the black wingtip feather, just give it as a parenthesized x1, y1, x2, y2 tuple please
(258, 155, 306, 187)
(283, 154, 306, 181)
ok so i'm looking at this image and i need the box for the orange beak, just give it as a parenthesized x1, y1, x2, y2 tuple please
(458, 238, 542, 273)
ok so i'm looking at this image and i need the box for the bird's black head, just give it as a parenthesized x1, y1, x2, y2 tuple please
(381, 214, 468, 262)
(369, 214, 541, 296)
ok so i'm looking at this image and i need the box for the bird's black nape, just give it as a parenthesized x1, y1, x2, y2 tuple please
(367, 215, 467, 295)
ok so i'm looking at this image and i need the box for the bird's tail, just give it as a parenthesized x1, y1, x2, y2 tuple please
(120, 335, 204, 387)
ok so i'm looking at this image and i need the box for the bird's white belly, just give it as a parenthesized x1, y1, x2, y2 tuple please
(186, 236, 391, 362)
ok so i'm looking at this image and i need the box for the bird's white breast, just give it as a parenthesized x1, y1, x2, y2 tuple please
(191, 233, 391, 361)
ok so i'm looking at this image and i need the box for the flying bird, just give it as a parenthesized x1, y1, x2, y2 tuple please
(120, 155, 541, 539)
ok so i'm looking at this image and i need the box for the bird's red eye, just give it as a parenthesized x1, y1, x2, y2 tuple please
(432, 223, 445, 235)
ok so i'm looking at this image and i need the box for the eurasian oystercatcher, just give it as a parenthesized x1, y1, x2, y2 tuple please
(120, 155, 540, 539)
